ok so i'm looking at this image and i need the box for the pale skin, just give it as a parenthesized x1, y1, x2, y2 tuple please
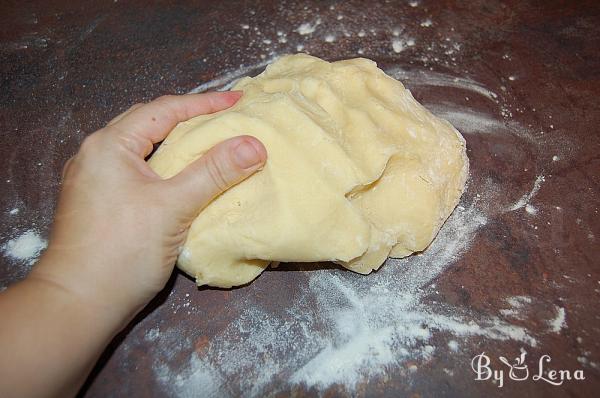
(0, 92, 267, 398)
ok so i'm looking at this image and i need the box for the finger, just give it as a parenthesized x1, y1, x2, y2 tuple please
(164, 135, 267, 219)
(104, 91, 243, 157)
(107, 103, 144, 126)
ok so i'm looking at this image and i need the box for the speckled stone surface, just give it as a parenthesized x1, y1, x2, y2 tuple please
(1, 1, 599, 397)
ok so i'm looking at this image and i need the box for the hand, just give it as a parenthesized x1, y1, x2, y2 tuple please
(32, 92, 267, 327)
(0, 92, 267, 398)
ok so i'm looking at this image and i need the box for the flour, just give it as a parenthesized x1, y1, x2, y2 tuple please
(548, 306, 566, 333)
(392, 39, 405, 53)
(155, 356, 224, 398)
(150, 194, 542, 396)
(6, 35, 49, 51)
(188, 57, 278, 94)
(145, 327, 161, 342)
(296, 19, 321, 35)
(391, 37, 415, 53)
(427, 105, 510, 134)
(509, 175, 545, 212)
(387, 68, 499, 101)
(525, 204, 538, 215)
(2, 229, 47, 266)
(506, 296, 532, 307)
(149, 44, 557, 396)
(500, 296, 532, 319)
(0, 2, 583, 394)
(448, 340, 459, 352)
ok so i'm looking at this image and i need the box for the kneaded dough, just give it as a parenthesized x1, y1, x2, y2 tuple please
(148, 54, 468, 287)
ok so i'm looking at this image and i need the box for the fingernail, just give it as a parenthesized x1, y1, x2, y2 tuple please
(233, 140, 261, 169)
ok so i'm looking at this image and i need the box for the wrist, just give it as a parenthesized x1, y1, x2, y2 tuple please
(2, 264, 130, 397)
(30, 248, 141, 333)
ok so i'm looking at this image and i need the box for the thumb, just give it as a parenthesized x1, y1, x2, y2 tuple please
(164, 135, 267, 219)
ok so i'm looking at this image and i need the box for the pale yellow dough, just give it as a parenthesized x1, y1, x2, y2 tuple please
(148, 54, 468, 287)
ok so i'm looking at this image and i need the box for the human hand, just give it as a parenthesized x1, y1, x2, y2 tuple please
(32, 92, 267, 328)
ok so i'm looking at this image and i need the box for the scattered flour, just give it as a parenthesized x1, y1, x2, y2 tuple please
(525, 204, 538, 215)
(577, 354, 599, 370)
(150, 198, 540, 396)
(443, 368, 454, 376)
(447, 340, 459, 352)
(1, 5, 578, 395)
(147, 49, 557, 397)
(296, 19, 321, 35)
(427, 105, 510, 134)
(506, 296, 532, 307)
(392, 38, 405, 53)
(548, 306, 566, 333)
(391, 37, 416, 53)
(2, 229, 47, 266)
(509, 175, 545, 211)
(145, 327, 161, 342)
(500, 296, 532, 319)
(188, 57, 278, 94)
(387, 68, 499, 101)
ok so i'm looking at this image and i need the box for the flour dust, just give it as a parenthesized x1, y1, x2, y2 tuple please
(141, 10, 566, 395)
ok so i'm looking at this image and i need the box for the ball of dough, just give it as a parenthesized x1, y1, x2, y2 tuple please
(148, 54, 468, 288)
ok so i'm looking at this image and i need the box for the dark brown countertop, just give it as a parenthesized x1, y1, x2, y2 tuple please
(1, 1, 599, 397)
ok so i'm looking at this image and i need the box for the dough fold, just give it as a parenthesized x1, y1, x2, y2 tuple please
(148, 54, 468, 287)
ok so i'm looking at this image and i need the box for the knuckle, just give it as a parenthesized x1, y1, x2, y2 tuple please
(128, 102, 144, 112)
(155, 95, 175, 105)
(80, 133, 102, 152)
(153, 95, 180, 122)
(205, 154, 230, 192)
(79, 131, 112, 157)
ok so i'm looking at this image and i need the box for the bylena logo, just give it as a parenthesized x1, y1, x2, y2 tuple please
(471, 352, 585, 388)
